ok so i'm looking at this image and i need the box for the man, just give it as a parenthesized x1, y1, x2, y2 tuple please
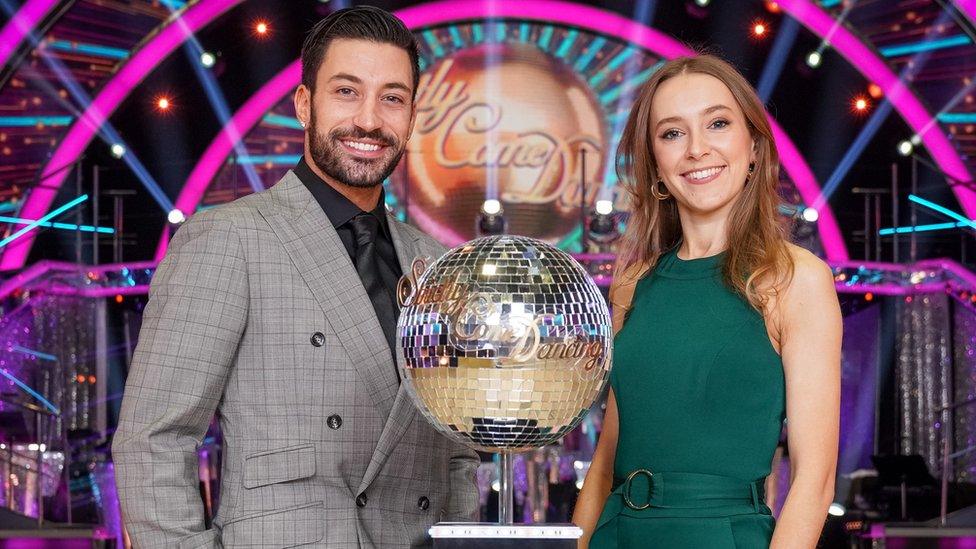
(113, 7, 480, 547)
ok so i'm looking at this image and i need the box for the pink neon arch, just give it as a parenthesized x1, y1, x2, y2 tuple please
(776, 0, 975, 217)
(0, 0, 243, 271)
(0, 0, 60, 69)
(957, 0, 976, 27)
(162, 0, 850, 261)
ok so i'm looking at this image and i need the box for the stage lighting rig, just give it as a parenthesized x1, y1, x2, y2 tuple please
(477, 199, 507, 236)
(588, 199, 620, 243)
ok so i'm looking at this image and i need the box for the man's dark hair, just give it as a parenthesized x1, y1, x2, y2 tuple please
(301, 6, 420, 98)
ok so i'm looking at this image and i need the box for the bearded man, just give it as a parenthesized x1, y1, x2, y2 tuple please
(113, 7, 480, 548)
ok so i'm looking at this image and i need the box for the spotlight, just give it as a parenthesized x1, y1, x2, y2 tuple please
(156, 97, 171, 110)
(255, 21, 269, 35)
(477, 199, 506, 236)
(110, 143, 126, 158)
(588, 200, 619, 243)
(167, 208, 186, 225)
(764, 1, 781, 13)
(753, 22, 767, 37)
(806, 50, 822, 68)
(200, 51, 216, 68)
(867, 83, 883, 99)
(910, 134, 921, 146)
(801, 207, 819, 223)
(482, 199, 501, 216)
(854, 97, 868, 111)
(897, 140, 914, 156)
(694, 0, 710, 6)
(828, 503, 846, 517)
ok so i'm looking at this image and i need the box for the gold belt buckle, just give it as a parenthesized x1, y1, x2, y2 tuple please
(623, 469, 653, 510)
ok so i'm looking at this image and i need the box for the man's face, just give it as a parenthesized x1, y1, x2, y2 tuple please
(296, 38, 415, 188)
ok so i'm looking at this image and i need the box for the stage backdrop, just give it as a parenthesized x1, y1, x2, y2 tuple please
(200, 20, 807, 252)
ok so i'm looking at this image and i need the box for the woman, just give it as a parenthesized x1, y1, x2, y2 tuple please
(572, 55, 841, 548)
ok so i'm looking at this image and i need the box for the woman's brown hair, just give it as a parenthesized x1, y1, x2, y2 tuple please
(614, 54, 793, 311)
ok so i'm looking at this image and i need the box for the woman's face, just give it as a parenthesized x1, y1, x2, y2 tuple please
(649, 72, 756, 219)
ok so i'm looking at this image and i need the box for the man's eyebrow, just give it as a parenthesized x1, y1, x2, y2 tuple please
(329, 73, 363, 84)
(328, 73, 411, 95)
(382, 81, 412, 94)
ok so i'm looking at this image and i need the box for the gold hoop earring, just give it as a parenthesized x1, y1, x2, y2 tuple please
(651, 180, 670, 200)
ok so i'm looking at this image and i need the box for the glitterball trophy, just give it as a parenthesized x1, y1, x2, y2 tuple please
(396, 235, 613, 547)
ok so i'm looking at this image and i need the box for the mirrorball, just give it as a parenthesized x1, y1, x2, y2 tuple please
(397, 235, 613, 452)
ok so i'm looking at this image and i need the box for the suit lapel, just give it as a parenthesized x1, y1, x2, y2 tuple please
(357, 218, 429, 493)
(257, 172, 399, 418)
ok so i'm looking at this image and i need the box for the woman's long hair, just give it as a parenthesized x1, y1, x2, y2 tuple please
(614, 54, 793, 311)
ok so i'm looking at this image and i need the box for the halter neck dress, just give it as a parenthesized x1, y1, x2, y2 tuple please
(590, 249, 785, 548)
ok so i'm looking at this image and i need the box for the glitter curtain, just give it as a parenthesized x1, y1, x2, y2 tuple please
(0, 293, 100, 516)
(952, 299, 976, 482)
(896, 293, 953, 476)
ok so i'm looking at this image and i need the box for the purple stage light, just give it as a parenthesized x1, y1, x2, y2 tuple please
(1, 0, 243, 272)
(163, 0, 849, 261)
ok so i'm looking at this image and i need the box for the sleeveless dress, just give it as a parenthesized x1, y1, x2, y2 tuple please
(590, 249, 785, 548)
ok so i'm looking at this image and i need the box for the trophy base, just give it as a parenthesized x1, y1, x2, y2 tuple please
(430, 523, 582, 548)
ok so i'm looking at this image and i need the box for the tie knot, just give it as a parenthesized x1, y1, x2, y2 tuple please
(350, 212, 379, 247)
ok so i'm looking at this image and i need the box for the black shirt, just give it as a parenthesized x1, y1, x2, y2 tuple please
(293, 157, 403, 341)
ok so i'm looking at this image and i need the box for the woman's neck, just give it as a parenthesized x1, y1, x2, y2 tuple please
(675, 208, 729, 260)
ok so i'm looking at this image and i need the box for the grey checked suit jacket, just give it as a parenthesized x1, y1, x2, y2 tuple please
(113, 171, 481, 548)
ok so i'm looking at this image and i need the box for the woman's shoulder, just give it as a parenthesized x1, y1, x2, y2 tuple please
(782, 243, 834, 294)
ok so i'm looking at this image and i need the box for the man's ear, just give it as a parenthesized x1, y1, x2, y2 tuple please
(294, 84, 310, 129)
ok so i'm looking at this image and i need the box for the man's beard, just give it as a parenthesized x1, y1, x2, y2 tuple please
(307, 112, 404, 189)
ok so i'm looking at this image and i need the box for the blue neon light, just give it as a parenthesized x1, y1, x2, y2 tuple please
(574, 37, 606, 72)
(262, 114, 303, 129)
(234, 154, 301, 165)
(0, 116, 73, 127)
(423, 30, 444, 57)
(0, 215, 114, 234)
(0, 194, 89, 248)
(46, 40, 130, 60)
(449, 26, 464, 49)
(600, 61, 661, 104)
(555, 29, 578, 59)
(908, 194, 976, 229)
(938, 112, 976, 124)
(537, 25, 554, 50)
(879, 221, 968, 235)
(0, 369, 60, 415)
(879, 35, 971, 58)
(12, 346, 58, 362)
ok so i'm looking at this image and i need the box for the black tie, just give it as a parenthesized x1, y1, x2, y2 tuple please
(349, 213, 400, 376)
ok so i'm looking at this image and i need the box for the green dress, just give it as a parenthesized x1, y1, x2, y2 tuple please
(590, 249, 785, 548)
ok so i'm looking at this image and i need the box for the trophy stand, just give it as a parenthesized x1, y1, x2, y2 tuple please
(396, 239, 607, 549)
(499, 450, 514, 524)
(430, 450, 582, 548)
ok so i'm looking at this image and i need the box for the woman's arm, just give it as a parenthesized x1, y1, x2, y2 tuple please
(572, 388, 619, 548)
(769, 249, 842, 548)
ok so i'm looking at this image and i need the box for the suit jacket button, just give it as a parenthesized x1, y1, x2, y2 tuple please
(327, 414, 342, 430)
(356, 493, 368, 508)
(310, 332, 325, 347)
(418, 496, 430, 510)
